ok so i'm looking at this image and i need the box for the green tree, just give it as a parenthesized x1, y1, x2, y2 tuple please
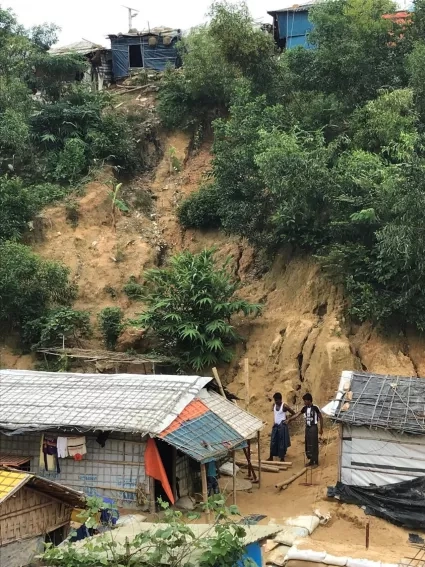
(98, 307, 125, 350)
(0, 242, 76, 330)
(23, 308, 92, 349)
(134, 249, 261, 371)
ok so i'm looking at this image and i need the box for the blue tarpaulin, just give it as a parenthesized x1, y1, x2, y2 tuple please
(109, 34, 180, 78)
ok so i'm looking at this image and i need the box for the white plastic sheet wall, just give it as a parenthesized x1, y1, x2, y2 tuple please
(0, 431, 147, 508)
(341, 425, 425, 486)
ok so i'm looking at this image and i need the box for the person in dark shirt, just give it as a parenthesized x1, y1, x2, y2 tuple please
(287, 392, 323, 467)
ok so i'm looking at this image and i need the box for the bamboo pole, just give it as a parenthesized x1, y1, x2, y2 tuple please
(149, 476, 156, 513)
(244, 358, 250, 410)
(200, 463, 210, 522)
(235, 460, 282, 473)
(243, 459, 292, 468)
(172, 446, 177, 500)
(232, 451, 237, 505)
(257, 431, 262, 488)
(212, 367, 226, 398)
(275, 467, 308, 490)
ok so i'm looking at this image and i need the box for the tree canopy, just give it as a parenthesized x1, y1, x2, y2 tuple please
(172, 0, 425, 331)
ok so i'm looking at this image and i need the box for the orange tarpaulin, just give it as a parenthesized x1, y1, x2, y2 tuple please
(145, 438, 175, 504)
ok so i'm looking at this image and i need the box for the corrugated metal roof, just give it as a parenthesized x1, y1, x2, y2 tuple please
(160, 403, 246, 462)
(50, 40, 106, 56)
(268, 0, 318, 14)
(0, 454, 31, 466)
(0, 370, 211, 435)
(199, 390, 264, 440)
(0, 469, 27, 503)
(0, 467, 85, 507)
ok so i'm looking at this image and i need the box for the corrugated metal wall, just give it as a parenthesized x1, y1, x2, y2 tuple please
(0, 432, 148, 509)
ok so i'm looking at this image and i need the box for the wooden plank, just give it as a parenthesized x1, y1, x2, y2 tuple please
(172, 446, 177, 500)
(246, 459, 292, 468)
(200, 463, 210, 521)
(275, 467, 308, 490)
(149, 476, 156, 513)
(235, 460, 282, 473)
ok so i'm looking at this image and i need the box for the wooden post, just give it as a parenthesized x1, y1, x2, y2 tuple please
(200, 463, 210, 521)
(172, 447, 177, 500)
(338, 424, 343, 482)
(244, 358, 250, 410)
(212, 367, 226, 398)
(257, 431, 262, 489)
(275, 467, 308, 490)
(232, 451, 237, 505)
(149, 476, 156, 514)
(366, 521, 370, 549)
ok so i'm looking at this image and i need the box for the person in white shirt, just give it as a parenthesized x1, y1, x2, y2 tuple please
(267, 392, 295, 462)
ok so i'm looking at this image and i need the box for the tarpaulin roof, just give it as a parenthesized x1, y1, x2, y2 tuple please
(323, 370, 425, 435)
(0, 467, 85, 507)
(50, 40, 107, 56)
(159, 399, 247, 463)
(0, 370, 211, 435)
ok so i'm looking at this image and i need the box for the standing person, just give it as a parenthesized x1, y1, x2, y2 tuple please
(206, 460, 220, 496)
(268, 392, 295, 462)
(288, 393, 324, 466)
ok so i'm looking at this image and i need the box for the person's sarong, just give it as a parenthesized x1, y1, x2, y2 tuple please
(305, 424, 319, 464)
(270, 422, 291, 459)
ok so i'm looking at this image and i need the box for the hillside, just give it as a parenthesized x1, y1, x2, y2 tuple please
(3, 128, 425, 414)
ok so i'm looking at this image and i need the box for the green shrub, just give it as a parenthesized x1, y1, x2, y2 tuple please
(123, 276, 144, 301)
(53, 138, 88, 184)
(0, 242, 76, 329)
(134, 249, 261, 370)
(177, 184, 222, 229)
(0, 176, 38, 241)
(23, 308, 91, 349)
(98, 307, 125, 350)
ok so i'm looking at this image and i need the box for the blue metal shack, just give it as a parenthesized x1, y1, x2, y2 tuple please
(268, 2, 316, 50)
(108, 29, 182, 79)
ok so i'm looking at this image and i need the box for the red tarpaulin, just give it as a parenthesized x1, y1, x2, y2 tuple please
(145, 438, 175, 504)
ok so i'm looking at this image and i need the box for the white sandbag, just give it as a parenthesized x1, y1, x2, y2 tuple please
(219, 462, 240, 476)
(274, 526, 309, 546)
(115, 514, 146, 527)
(284, 515, 320, 534)
(175, 496, 196, 511)
(266, 544, 291, 566)
(347, 559, 380, 567)
(286, 547, 327, 562)
(380, 564, 399, 567)
(323, 553, 348, 566)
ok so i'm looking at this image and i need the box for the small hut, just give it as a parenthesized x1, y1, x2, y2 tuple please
(0, 467, 85, 567)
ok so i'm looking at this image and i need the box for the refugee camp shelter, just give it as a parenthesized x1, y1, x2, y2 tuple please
(49, 40, 113, 90)
(0, 467, 85, 567)
(0, 370, 263, 511)
(268, 1, 317, 49)
(323, 370, 425, 486)
(108, 27, 181, 79)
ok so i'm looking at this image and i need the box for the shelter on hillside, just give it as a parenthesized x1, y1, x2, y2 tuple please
(0, 467, 85, 567)
(268, 2, 317, 49)
(108, 27, 182, 79)
(0, 370, 263, 511)
(49, 40, 113, 90)
(323, 370, 425, 528)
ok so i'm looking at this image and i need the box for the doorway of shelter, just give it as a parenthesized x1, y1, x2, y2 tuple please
(154, 439, 174, 505)
(129, 45, 143, 68)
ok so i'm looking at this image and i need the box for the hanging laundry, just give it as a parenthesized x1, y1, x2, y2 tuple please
(57, 437, 68, 458)
(67, 436, 87, 458)
(96, 431, 111, 448)
(41, 435, 60, 473)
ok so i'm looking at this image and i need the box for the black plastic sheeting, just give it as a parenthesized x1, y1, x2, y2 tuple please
(328, 477, 425, 529)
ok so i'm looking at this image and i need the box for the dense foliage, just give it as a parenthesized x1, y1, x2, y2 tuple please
(173, 0, 425, 331)
(134, 249, 261, 370)
(98, 307, 125, 350)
